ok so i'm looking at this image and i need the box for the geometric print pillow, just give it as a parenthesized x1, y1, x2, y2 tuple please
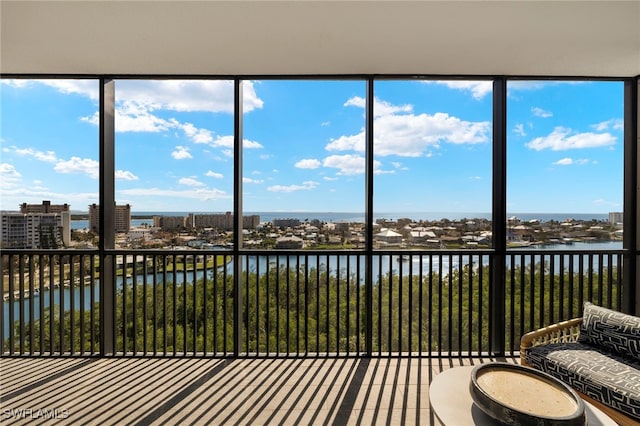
(578, 301, 640, 362)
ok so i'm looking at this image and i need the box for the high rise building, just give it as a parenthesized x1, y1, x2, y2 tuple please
(20, 200, 70, 214)
(609, 212, 624, 225)
(89, 204, 131, 233)
(1, 211, 70, 249)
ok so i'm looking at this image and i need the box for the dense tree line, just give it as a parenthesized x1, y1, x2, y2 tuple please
(5, 262, 619, 355)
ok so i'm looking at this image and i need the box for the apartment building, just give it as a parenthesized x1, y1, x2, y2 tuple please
(1, 211, 71, 249)
(89, 204, 131, 233)
(20, 200, 71, 214)
(186, 212, 260, 230)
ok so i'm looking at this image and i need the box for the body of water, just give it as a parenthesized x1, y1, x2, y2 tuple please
(3, 241, 622, 337)
(71, 212, 612, 230)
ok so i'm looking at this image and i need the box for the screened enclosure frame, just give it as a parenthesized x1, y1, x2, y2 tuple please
(1, 74, 638, 357)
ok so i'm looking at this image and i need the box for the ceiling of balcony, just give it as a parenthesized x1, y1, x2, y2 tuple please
(1, 1, 639, 77)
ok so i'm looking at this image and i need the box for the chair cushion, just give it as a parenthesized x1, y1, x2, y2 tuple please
(578, 302, 640, 362)
(525, 342, 640, 421)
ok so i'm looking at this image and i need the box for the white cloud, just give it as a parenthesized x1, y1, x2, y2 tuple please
(199, 135, 263, 149)
(0, 163, 22, 188)
(593, 119, 624, 132)
(179, 177, 205, 187)
(554, 158, 574, 165)
(1, 79, 31, 89)
(5, 145, 138, 181)
(115, 170, 139, 181)
(323, 176, 339, 181)
(531, 107, 552, 118)
(172, 146, 192, 160)
(334, 98, 489, 156)
(119, 187, 230, 201)
(553, 158, 590, 166)
(205, 170, 224, 179)
(7, 146, 57, 163)
(181, 122, 214, 144)
(428, 81, 493, 100)
(267, 181, 319, 193)
(345, 96, 413, 118)
(323, 154, 365, 175)
(115, 80, 263, 114)
(325, 134, 364, 153)
(54, 157, 99, 179)
(243, 177, 264, 184)
(513, 123, 527, 137)
(295, 159, 321, 169)
(2, 79, 99, 100)
(322, 154, 384, 175)
(526, 127, 616, 151)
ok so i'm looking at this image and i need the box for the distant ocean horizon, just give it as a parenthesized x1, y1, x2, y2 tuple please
(131, 211, 610, 223)
(71, 211, 612, 230)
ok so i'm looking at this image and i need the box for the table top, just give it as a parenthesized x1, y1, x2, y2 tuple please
(429, 365, 617, 426)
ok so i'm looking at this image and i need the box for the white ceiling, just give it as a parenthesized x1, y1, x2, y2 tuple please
(1, 1, 639, 77)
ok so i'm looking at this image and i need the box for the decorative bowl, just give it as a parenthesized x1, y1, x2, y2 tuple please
(469, 363, 585, 425)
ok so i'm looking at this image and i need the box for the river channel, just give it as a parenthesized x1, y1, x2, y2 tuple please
(2, 242, 622, 337)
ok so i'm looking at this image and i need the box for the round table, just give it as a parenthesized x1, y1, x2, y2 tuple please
(429, 365, 616, 426)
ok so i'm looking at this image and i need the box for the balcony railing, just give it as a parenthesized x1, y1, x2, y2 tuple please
(1, 248, 624, 357)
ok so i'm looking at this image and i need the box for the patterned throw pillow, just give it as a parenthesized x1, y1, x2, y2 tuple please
(578, 302, 640, 362)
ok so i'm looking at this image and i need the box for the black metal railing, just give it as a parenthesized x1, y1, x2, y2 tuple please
(1, 248, 624, 357)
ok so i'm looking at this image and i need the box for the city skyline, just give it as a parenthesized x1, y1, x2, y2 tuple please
(0, 79, 624, 215)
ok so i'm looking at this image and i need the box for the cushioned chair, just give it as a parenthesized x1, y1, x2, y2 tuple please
(521, 302, 640, 426)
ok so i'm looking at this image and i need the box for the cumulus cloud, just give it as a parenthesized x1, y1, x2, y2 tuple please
(10, 78, 264, 115)
(119, 187, 230, 201)
(295, 159, 321, 169)
(554, 158, 574, 165)
(5, 145, 138, 181)
(335, 97, 489, 156)
(115, 170, 139, 181)
(427, 81, 493, 100)
(115, 80, 263, 114)
(0, 163, 22, 188)
(205, 170, 224, 179)
(327, 113, 489, 157)
(593, 119, 624, 131)
(323, 154, 366, 175)
(345, 96, 412, 118)
(181, 122, 214, 144)
(197, 135, 263, 149)
(243, 177, 264, 184)
(267, 181, 319, 193)
(531, 107, 552, 118)
(179, 177, 205, 187)
(54, 157, 99, 179)
(553, 158, 591, 166)
(321, 154, 385, 176)
(526, 127, 616, 151)
(2, 79, 99, 100)
(7, 146, 57, 163)
(171, 146, 192, 160)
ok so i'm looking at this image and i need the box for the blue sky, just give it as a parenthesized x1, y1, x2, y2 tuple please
(0, 78, 624, 215)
